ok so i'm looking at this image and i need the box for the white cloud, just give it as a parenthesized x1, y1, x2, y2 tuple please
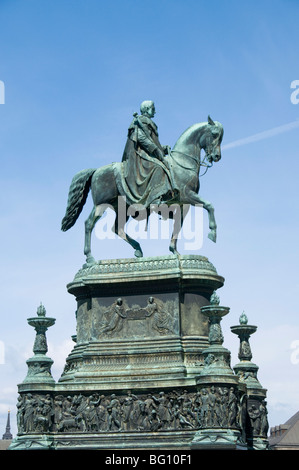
(222, 120, 299, 150)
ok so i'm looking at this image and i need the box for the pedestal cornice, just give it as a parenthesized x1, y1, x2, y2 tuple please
(67, 254, 224, 297)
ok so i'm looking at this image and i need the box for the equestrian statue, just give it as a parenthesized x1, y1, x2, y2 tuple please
(61, 101, 223, 264)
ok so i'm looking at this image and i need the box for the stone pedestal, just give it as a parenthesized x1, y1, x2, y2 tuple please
(191, 293, 247, 450)
(231, 313, 269, 450)
(9, 255, 269, 451)
(59, 255, 223, 391)
(22, 303, 56, 386)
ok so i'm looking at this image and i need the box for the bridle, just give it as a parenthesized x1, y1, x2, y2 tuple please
(169, 130, 216, 177)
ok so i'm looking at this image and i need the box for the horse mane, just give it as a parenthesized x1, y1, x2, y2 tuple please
(172, 122, 206, 149)
(173, 120, 223, 150)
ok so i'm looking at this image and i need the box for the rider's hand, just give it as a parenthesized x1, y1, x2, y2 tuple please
(154, 148, 164, 161)
(163, 145, 170, 155)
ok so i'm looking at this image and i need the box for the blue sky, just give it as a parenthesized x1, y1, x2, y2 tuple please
(0, 0, 299, 438)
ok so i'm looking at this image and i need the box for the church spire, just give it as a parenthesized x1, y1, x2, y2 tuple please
(2, 410, 13, 440)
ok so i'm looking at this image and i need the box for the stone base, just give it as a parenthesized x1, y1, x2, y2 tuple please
(9, 429, 195, 451)
(191, 428, 247, 450)
(9, 434, 55, 451)
(60, 255, 224, 388)
(249, 437, 269, 451)
(9, 255, 268, 450)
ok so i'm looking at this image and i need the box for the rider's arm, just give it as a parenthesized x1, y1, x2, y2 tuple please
(137, 127, 158, 154)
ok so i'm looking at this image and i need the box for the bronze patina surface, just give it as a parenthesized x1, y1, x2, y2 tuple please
(10, 104, 269, 451)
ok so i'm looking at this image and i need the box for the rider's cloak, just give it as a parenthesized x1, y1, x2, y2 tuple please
(116, 114, 177, 208)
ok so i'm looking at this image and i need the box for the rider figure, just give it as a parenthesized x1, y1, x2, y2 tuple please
(121, 100, 177, 207)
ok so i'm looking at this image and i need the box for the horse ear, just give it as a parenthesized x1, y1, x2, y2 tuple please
(208, 115, 215, 126)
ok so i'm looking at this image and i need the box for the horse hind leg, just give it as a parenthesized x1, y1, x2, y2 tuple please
(84, 205, 104, 265)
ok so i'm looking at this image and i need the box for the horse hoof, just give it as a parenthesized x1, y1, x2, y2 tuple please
(169, 246, 180, 256)
(83, 255, 97, 268)
(134, 249, 143, 258)
(208, 231, 217, 243)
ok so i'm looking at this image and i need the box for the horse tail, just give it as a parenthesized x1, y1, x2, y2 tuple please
(61, 168, 96, 232)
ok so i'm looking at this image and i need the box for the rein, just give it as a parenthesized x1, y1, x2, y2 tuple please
(169, 149, 213, 177)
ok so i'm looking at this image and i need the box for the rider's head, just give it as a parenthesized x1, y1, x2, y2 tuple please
(140, 100, 155, 118)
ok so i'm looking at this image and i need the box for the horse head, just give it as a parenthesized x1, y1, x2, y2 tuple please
(200, 116, 224, 164)
(171, 116, 223, 169)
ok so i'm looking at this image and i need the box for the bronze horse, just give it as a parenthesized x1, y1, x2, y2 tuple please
(61, 116, 223, 264)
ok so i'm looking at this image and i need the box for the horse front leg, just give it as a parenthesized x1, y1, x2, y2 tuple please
(185, 191, 217, 243)
(112, 212, 143, 258)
